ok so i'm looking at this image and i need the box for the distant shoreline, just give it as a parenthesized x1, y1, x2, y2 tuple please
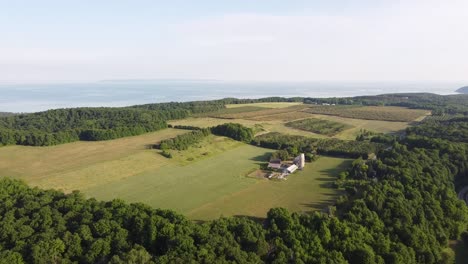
(0, 81, 463, 113)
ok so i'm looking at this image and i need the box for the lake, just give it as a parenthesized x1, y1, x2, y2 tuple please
(0, 80, 462, 113)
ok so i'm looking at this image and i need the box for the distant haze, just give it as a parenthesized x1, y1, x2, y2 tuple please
(1, 0, 467, 83)
(0, 80, 463, 113)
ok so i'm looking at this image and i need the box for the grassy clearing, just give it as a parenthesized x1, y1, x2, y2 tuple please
(302, 105, 429, 122)
(195, 106, 265, 118)
(226, 102, 303, 109)
(0, 129, 189, 192)
(286, 118, 353, 136)
(220, 105, 310, 119)
(84, 142, 275, 215)
(187, 157, 351, 220)
(306, 114, 410, 140)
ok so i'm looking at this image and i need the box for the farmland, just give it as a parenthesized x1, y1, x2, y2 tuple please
(171, 103, 428, 140)
(0, 102, 431, 220)
(302, 105, 430, 122)
(0, 129, 190, 192)
(285, 118, 353, 136)
(187, 156, 351, 220)
(0, 126, 350, 220)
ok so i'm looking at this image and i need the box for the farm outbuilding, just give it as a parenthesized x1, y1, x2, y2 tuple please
(268, 159, 282, 169)
(285, 164, 298, 174)
(293, 153, 305, 170)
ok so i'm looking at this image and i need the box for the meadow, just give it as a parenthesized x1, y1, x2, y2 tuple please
(285, 118, 353, 136)
(0, 128, 350, 220)
(187, 156, 351, 220)
(0, 129, 189, 192)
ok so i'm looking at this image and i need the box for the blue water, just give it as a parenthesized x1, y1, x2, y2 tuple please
(0, 80, 462, 113)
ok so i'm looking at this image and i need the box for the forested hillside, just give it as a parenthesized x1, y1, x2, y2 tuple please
(0, 102, 223, 146)
(1, 114, 467, 263)
(253, 132, 384, 158)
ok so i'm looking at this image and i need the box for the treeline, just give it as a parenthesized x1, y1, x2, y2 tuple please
(159, 128, 211, 151)
(407, 117, 468, 143)
(253, 132, 384, 158)
(211, 123, 254, 143)
(285, 118, 352, 136)
(0, 101, 224, 146)
(129, 101, 226, 114)
(356, 129, 397, 144)
(0, 108, 168, 146)
(0, 112, 15, 117)
(304, 93, 468, 116)
(168, 125, 203, 130)
(218, 97, 304, 105)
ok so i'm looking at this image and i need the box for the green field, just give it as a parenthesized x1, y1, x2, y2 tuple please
(187, 156, 351, 220)
(285, 118, 353, 136)
(0, 128, 350, 220)
(84, 147, 349, 220)
(0, 129, 190, 192)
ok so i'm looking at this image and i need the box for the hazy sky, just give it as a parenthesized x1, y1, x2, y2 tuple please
(1, 0, 467, 82)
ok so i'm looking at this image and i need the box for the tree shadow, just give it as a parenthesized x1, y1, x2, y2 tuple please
(144, 143, 158, 149)
(249, 153, 271, 162)
(232, 215, 266, 224)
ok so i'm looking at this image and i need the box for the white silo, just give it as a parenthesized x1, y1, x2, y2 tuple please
(299, 153, 305, 169)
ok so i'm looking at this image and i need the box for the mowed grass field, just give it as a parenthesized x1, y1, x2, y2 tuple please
(0, 127, 350, 220)
(0, 129, 190, 192)
(187, 157, 351, 220)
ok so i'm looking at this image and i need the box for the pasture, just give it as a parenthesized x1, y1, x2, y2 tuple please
(0, 127, 350, 220)
(0, 129, 189, 192)
(285, 118, 353, 136)
(187, 156, 351, 220)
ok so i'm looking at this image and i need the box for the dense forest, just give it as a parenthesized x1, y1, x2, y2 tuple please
(407, 117, 468, 143)
(253, 132, 384, 159)
(285, 118, 352, 136)
(158, 128, 211, 151)
(0, 102, 223, 147)
(211, 123, 254, 143)
(1, 114, 467, 263)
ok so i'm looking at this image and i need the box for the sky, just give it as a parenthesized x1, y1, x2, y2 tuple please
(1, 0, 467, 83)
